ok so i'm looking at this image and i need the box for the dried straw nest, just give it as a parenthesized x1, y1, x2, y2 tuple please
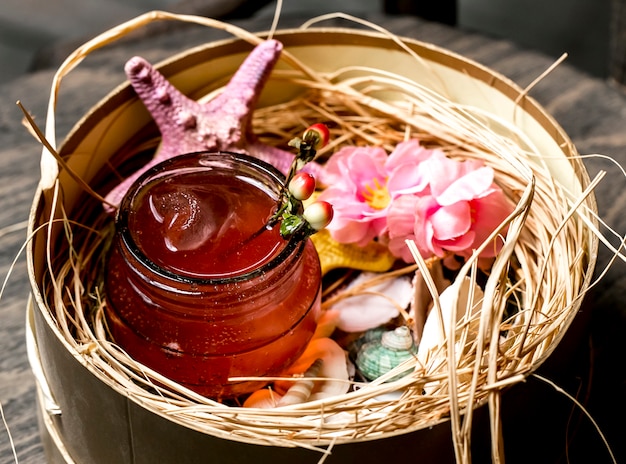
(28, 11, 602, 463)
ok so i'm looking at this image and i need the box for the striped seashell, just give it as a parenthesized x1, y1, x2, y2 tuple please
(347, 326, 386, 360)
(355, 326, 417, 381)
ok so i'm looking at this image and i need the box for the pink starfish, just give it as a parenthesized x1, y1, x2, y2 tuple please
(104, 39, 308, 212)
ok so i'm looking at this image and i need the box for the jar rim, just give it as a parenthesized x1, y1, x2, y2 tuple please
(115, 151, 306, 285)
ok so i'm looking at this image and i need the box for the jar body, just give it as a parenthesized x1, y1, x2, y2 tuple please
(104, 152, 322, 398)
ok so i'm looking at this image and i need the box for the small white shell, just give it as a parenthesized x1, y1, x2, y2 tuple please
(381, 326, 414, 350)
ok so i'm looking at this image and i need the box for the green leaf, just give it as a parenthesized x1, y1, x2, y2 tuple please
(280, 214, 304, 237)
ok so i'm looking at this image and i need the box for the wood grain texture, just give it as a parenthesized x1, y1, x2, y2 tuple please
(1, 13, 625, 463)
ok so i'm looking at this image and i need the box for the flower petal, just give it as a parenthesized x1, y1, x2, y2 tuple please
(387, 163, 430, 196)
(426, 153, 485, 198)
(385, 139, 435, 170)
(434, 230, 476, 253)
(387, 235, 418, 262)
(429, 202, 471, 240)
(386, 194, 420, 239)
(385, 140, 437, 195)
(326, 216, 373, 244)
(411, 195, 440, 253)
(323, 146, 386, 185)
(436, 167, 495, 205)
(466, 190, 513, 256)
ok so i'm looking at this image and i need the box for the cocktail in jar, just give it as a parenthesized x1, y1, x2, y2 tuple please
(104, 151, 324, 399)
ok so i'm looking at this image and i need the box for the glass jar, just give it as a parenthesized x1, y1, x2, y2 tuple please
(104, 152, 322, 399)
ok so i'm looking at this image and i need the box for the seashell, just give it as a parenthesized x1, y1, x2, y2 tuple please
(244, 359, 328, 408)
(410, 260, 450, 343)
(313, 309, 341, 339)
(416, 276, 484, 369)
(310, 229, 396, 276)
(274, 337, 350, 401)
(347, 326, 386, 360)
(276, 358, 323, 406)
(356, 326, 417, 381)
(243, 388, 282, 408)
(327, 271, 413, 333)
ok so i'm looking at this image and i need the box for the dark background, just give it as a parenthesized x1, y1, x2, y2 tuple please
(0, 0, 614, 84)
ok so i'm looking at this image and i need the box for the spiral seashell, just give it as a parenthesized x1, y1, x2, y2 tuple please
(243, 359, 327, 408)
(347, 326, 386, 360)
(381, 327, 414, 350)
(276, 358, 323, 406)
(356, 326, 417, 381)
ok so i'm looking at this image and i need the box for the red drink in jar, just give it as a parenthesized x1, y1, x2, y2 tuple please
(104, 152, 322, 398)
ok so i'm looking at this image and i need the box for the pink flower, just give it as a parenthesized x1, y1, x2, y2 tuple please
(318, 140, 436, 246)
(387, 152, 513, 262)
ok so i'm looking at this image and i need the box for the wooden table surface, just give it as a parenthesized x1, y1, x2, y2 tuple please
(1, 12, 625, 464)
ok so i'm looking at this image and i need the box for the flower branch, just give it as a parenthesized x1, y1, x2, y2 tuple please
(270, 123, 334, 238)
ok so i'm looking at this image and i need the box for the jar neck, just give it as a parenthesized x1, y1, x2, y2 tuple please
(118, 229, 306, 288)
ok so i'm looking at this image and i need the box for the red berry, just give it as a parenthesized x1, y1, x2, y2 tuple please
(303, 123, 330, 150)
(288, 172, 316, 200)
(303, 201, 334, 231)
